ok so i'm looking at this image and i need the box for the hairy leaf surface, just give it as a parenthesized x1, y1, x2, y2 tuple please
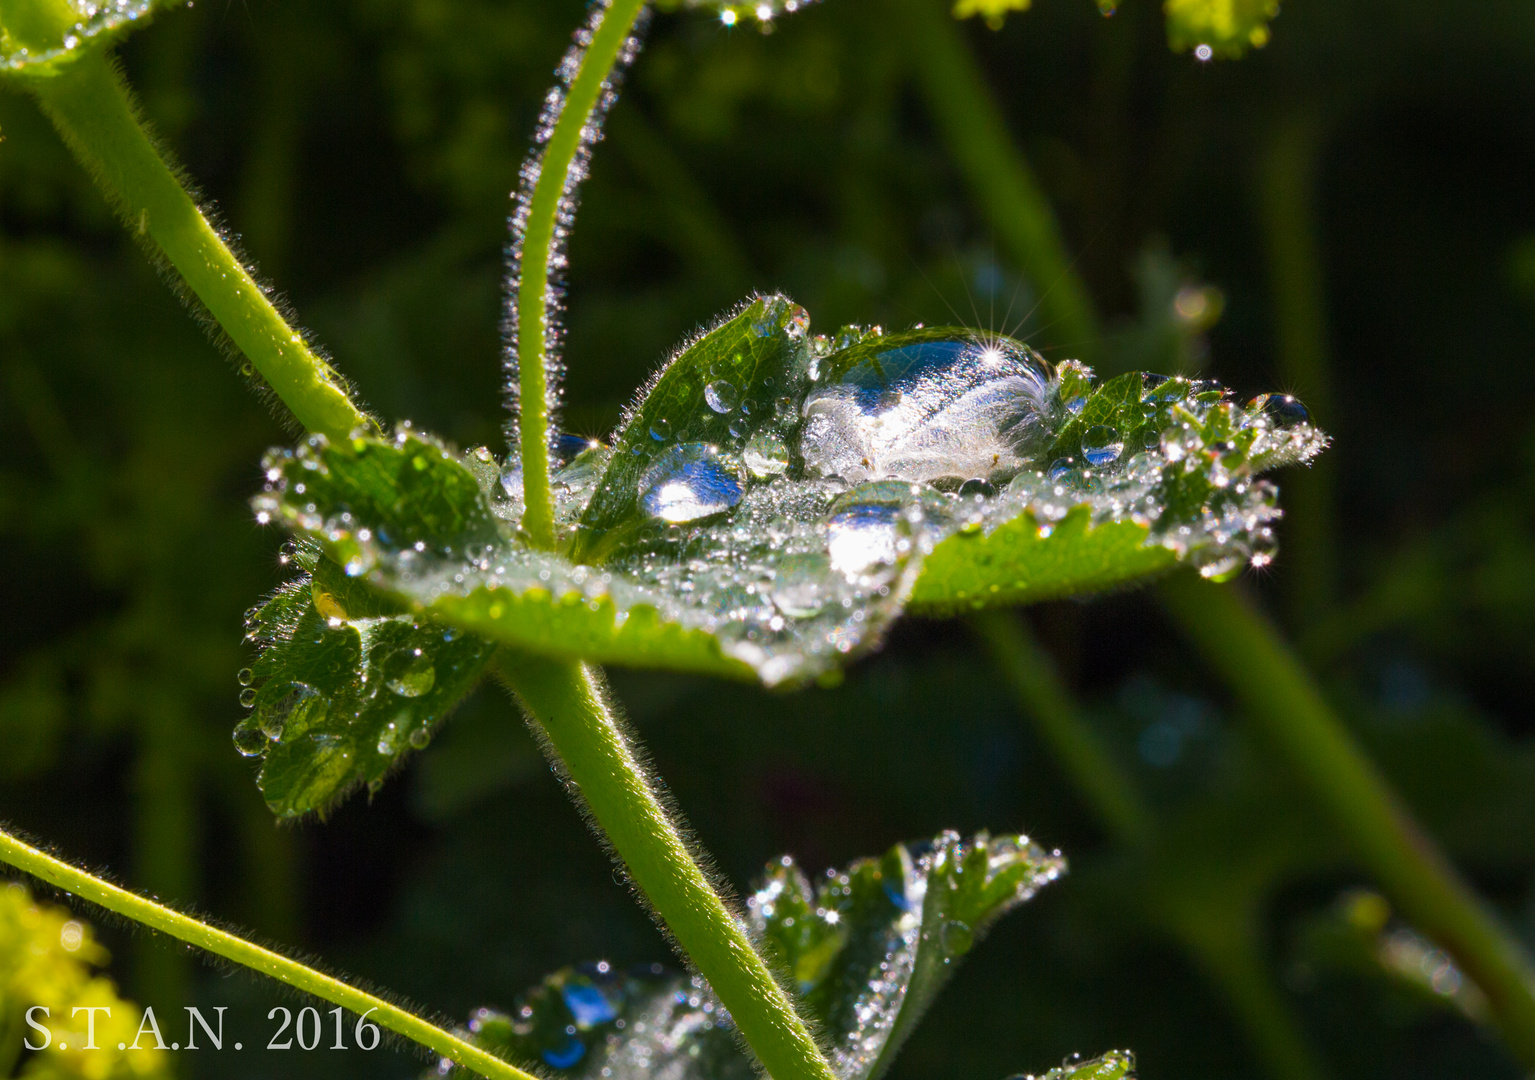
(439, 830, 1073, 1080)
(0, 0, 177, 74)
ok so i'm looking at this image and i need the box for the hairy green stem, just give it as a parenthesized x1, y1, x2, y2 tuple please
(1258, 115, 1338, 624)
(8, 23, 369, 439)
(514, 0, 647, 550)
(1160, 574, 1535, 1066)
(974, 613, 1328, 1080)
(0, 828, 540, 1080)
(496, 654, 838, 1080)
(898, 0, 1099, 357)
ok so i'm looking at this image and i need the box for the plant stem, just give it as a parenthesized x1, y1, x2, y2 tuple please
(1258, 115, 1338, 625)
(898, 0, 1099, 358)
(496, 654, 838, 1080)
(514, 0, 647, 550)
(973, 612, 1149, 844)
(974, 612, 1328, 1080)
(1160, 573, 1535, 1067)
(11, 8, 369, 440)
(0, 828, 541, 1080)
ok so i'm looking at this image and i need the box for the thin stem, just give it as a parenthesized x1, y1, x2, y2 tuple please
(972, 612, 1149, 844)
(1258, 115, 1338, 624)
(514, 0, 647, 549)
(974, 612, 1328, 1080)
(1159, 574, 1535, 1067)
(898, 0, 1099, 358)
(9, 5, 369, 440)
(496, 654, 838, 1080)
(0, 828, 541, 1080)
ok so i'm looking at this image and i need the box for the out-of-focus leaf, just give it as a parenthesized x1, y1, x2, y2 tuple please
(0, 880, 172, 1078)
(440, 830, 1076, 1080)
(1163, 0, 1278, 57)
(951, 0, 1032, 32)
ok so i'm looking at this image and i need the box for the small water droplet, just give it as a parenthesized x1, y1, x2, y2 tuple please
(649, 418, 673, 442)
(237, 667, 254, 687)
(408, 727, 432, 750)
(771, 553, 833, 617)
(1248, 393, 1310, 427)
(233, 725, 266, 757)
(1081, 424, 1124, 466)
(387, 653, 436, 697)
(238, 687, 257, 708)
(957, 478, 995, 498)
(639, 443, 743, 523)
(705, 381, 739, 413)
(744, 431, 790, 478)
(940, 919, 974, 956)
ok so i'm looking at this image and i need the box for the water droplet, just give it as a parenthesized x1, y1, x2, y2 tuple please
(705, 380, 739, 413)
(408, 726, 432, 750)
(237, 667, 254, 687)
(542, 1036, 585, 1069)
(387, 651, 436, 697)
(639, 443, 744, 523)
(1248, 393, 1310, 427)
(1064, 396, 1087, 415)
(825, 486, 915, 579)
(801, 331, 1051, 486)
(1081, 424, 1124, 466)
(957, 478, 995, 498)
(233, 725, 266, 757)
(238, 687, 257, 708)
(771, 553, 833, 617)
(744, 431, 790, 478)
(377, 723, 401, 755)
(940, 919, 974, 956)
(649, 418, 672, 442)
(562, 981, 617, 1028)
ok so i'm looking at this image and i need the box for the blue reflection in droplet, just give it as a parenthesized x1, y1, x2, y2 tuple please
(639, 443, 743, 523)
(562, 982, 617, 1028)
(542, 1036, 586, 1069)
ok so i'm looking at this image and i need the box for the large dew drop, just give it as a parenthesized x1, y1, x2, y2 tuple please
(639, 442, 744, 523)
(800, 330, 1052, 487)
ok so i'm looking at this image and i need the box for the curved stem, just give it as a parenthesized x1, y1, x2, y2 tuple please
(11, 19, 369, 439)
(898, 0, 1099, 358)
(514, 0, 647, 549)
(496, 654, 838, 1080)
(0, 828, 540, 1080)
(1160, 574, 1535, 1067)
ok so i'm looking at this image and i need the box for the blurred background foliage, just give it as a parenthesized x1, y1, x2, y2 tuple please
(2, 0, 1535, 1076)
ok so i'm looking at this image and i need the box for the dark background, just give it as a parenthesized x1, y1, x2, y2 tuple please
(3, 0, 1535, 1076)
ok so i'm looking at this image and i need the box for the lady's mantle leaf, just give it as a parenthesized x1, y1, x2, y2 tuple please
(1, 0, 180, 75)
(236, 538, 498, 818)
(438, 830, 1071, 1080)
(252, 316, 1326, 695)
(749, 830, 1064, 1080)
(1023, 1051, 1137, 1080)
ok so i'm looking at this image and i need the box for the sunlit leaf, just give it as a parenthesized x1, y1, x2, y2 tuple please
(0, 0, 180, 75)
(439, 830, 1072, 1080)
(235, 537, 498, 818)
(251, 307, 1325, 699)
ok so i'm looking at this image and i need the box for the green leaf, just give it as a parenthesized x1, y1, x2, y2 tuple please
(1, 0, 178, 76)
(235, 537, 499, 818)
(252, 314, 1325, 695)
(440, 830, 1076, 1080)
(1028, 1051, 1137, 1080)
(951, 0, 1032, 32)
(570, 293, 812, 565)
(1163, 0, 1278, 58)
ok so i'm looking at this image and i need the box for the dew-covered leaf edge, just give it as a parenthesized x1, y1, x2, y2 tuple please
(430, 830, 1081, 1080)
(1, 0, 180, 76)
